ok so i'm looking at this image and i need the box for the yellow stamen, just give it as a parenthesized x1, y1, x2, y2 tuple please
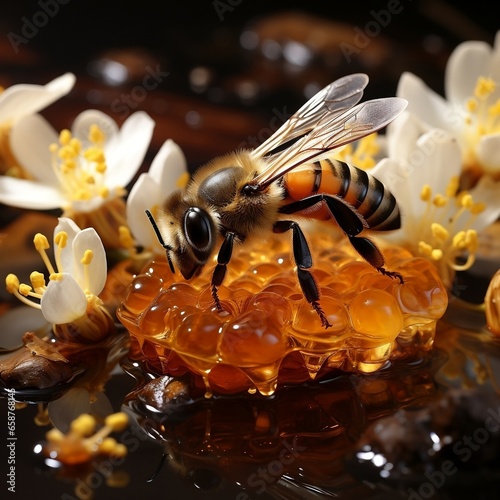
(432, 194, 447, 207)
(431, 223, 449, 242)
(465, 229, 478, 252)
(5, 273, 20, 294)
(430, 249, 443, 260)
(49, 272, 64, 282)
(33, 233, 50, 252)
(95, 162, 107, 174)
(5, 274, 42, 309)
(420, 185, 432, 202)
(81, 249, 94, 266)
(59, 129, 72, 146)
(99, 186, 109, 198)
(69, 137, 81, 154)
(104, 412, 129, 432)
(30, 271, 46, 290)
(119, 226, 135, 249)
(470, 201, 486, 215)
(18, 283, 32, 297)
(466, 98, 477, 112)
(54, 231, 68, 249)
(445, 176, 460, 197)
(89, 124, 105, 145)
(475, 77, 496, 99)
(461, 193, 473, 209)
(70, 414, 96, 436)
(33, 234, 56, 275)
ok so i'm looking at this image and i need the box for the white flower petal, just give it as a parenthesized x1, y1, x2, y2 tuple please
(149, 139, 188, 190)
(10, 114, 59, 185)
(127, 173, 162, 249)
(72, 227, 107, 295)
(54, 217, 82, 277)
(48, 388, 113, 433)
(477, 134, 500, 173)
(386, 112, 428, 160)
(69, 196, 107, 214)
(0, 177, 65, 209)
(0, 73, 75, 124)
(397, 72, 460, 133)
(105, 111, 155, 188)
(71, 109, 119, 144)
(445, 41, 492, 105)
(41, 274, 87, 324)
(48, 387, 91, 433)
(469, 176, 500, 233)
(0, 307, 50, 351)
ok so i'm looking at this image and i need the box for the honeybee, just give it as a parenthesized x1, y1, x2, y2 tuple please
(147, 74, 407, 328)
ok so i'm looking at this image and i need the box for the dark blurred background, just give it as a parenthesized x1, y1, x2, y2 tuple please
(1, 0, 498, 170)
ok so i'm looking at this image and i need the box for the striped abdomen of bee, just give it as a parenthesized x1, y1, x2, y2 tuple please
(282, 158, 401, 232)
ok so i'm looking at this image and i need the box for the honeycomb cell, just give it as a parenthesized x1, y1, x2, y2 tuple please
(117, 231, 448, 396)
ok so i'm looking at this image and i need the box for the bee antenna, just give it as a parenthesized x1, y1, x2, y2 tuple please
(146, 452, 167, 483)
(145, 209, 176, 274)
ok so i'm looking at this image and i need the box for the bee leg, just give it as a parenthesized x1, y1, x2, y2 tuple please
(348, 235, 404, 284)
(211, 232, 235, 310)
(273, 220, 332, 328)
(279, 193, 366, 236)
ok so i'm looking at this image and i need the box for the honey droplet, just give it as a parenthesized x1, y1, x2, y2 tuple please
(350, 290, 403, 343)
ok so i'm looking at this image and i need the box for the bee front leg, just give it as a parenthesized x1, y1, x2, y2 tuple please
(273, 220, 332, 329)
(211, 232, 235, 310)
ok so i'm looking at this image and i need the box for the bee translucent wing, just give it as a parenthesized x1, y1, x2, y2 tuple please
(251, 74, 369, 159)
(251, 97, 407, 189)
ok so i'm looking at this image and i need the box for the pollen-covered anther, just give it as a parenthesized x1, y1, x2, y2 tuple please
(5, 273, 20, 294)
(18, 283, 32, 297)
(420, 184, 432, 202)
(431, 223, 449, 243)
(30, 271, 46, 291)
(432, 194, 447, 207)
(33, 233, 50, 252)
(475, 76, 496, 100)
(89, 124, 105, 145)
(59, 129, 72, 146)
(119, 225, 135, 249)
(54, 231, 68, 249)
(81, 249, 94, 266)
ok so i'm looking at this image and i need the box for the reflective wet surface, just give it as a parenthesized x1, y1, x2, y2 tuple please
(1, 310, 500, 499)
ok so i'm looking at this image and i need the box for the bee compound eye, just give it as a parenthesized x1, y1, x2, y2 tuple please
(183, 207, 214, 253)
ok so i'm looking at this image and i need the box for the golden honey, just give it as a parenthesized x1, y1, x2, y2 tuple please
(117, 231, 448, 396)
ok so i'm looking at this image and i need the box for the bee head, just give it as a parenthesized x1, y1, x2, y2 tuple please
(147, 191, 217, 280)
(176, 206, 216, 279)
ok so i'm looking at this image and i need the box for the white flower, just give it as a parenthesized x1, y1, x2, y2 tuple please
(126, 139, 188, 251)
(397, 31, 500, 178)
(371, 112, 500, 286)
(0, 72, 75, 126)
(6, 218, 114, 341)
(40, 218, 107, 324)
(0, 110, 155, 212)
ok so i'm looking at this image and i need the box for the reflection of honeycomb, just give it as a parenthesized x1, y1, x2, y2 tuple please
(117, 232, 448, 396)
